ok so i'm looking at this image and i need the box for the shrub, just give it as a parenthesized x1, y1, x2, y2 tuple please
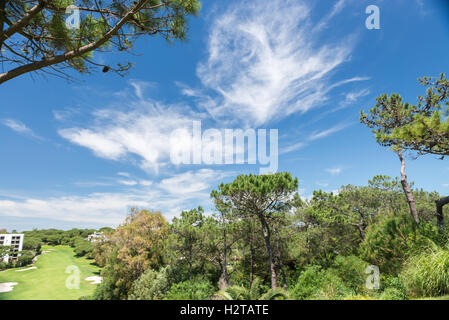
(378, 278, 406, 301)
(73, 239, 93, 258)
(379, 288, 406, 300)
(290, 265, 352, 300)
(332, 255, 369, 292)
(359, 213, 414, 274)
(217, 277, 289, 300)
(17, 251, 34, 266)
(166, 277, 216, 300)
(401, 244, 449, 297)
(128, 266, 172, 300)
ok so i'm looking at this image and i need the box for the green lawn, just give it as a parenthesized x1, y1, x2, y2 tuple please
(0, 245, 100, 300)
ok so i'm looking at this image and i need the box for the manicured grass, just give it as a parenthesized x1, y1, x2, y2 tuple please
(0, 245, 100, 300)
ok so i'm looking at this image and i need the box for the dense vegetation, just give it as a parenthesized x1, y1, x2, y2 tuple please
(86, 172, 448, 300)
(0, 227, 111, 270)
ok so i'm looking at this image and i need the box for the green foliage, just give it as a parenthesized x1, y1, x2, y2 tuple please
(1, 0, 202, 83)
(73, 238, 94, 258)
(361, 93, 415, 150)
(22, 237, 42, 253)
(128, 266, 172, 300)
(379, 288, 406, 300)
(359, 212, 415, 273)
(211, 172, 299, 289)
(93, 209, 168, 300)
(17, 250, 34, 266)
(290, 265, 352, 300)
(401, 243, 449, 297)
(391, 74, 449, 156)
(379, 277, 407, 300)
(332, 255, 369, 292)
(216, 277, 288, 300)
(166, 277, 216, 300)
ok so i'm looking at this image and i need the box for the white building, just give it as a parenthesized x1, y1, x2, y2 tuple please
(0, 234, 24, 263)
(86, 232, 106, 243)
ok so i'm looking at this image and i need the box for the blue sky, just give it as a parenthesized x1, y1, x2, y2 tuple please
(1, 0, 449, 231)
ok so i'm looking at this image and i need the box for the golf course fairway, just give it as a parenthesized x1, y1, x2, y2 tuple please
(0, 245, 101, 300)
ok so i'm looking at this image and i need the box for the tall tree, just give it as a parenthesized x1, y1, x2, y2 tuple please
(93, 208, 168, 300)
(361, 94, 419, 223)
(0, 0, 200, 84)
(362, 74, 449, 227)
(209, 200, 242, 290)
(169, 206, 204, 280)
(211, 172, 299, 290)
(390, 74, 449, 227)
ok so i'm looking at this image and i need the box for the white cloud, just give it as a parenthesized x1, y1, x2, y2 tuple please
(0, 169, 231, 225)
(0, 193, 145, 226)
(280, 141, 306, 154)
(139, 180, 153, 186)
(281, 122, 350, 154)
(309, 123, 349, 141)
(331, 89, 371, 112)
(190, 0, 360, 126)
(326, 167, 342, 176)
(58, 98, 199, 172)
(1, 118, 43, 140)
(118, 180, 138, 186)
(117, 172, 130, 177)
(158, 169, 232, 196)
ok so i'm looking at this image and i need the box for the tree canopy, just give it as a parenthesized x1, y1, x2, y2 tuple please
(0, 0, 201, 84)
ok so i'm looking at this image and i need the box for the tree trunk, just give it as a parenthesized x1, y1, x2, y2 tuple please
(397, 151, 419, 223)
(188, 246, 193, 280)
(248, 219, 255, 289)
(258, 214, 277, 290)
(354, 223, 365, 241)
(436, 196, 449, 229)
(218, 221, 229, 290)
(274, 231, 287, 290)
(249, 238, 254, 289)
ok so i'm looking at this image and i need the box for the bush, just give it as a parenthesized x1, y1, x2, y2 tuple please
(381, 276, 406, 299)
(128, 266, 172, 300)
(17, 251, 34, 266)
(379, 288, 406, 300)
(166, 278, 216, 300)
(290, 265, 352, 300)
(359, 213, 414, 274)
(401, 244, 449, 297)
(73, 239, 93, 258)
(332, 255, 369, 292)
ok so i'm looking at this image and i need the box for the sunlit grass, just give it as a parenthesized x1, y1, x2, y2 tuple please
(0, 245, 100, 300)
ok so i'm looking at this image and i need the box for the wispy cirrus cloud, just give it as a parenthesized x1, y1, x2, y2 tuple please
(158, 169, 233, 195)
(281, 122, 350, 154)
(1, 118, 43, 140)
(185, 0, 363, 126)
